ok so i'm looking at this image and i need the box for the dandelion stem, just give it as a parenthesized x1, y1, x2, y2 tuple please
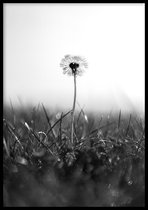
(71, 74, 76, 145)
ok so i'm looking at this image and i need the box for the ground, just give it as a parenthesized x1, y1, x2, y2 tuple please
(3, 105, 145, 207)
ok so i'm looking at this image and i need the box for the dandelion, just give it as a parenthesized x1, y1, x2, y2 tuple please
(60, 55, 88, 76)
(60, 55, 88, 145)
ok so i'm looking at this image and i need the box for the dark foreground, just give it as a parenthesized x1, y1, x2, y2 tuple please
(3, 106, 145, 206)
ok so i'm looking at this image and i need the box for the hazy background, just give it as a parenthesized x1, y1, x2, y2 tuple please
(3, 3, 145, 114)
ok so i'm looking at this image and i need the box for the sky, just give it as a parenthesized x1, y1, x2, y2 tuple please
(4, 3, 145, 114)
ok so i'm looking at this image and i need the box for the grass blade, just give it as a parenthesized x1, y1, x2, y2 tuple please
(99, 121, 116, 130)
(46, 109, 72, 137)
(24, 122, 58, 159)
(125, 114, 132, 137)
(118, 110, 121, 129)
(98, 116, 103, 128)
(59, 112, 63, 141)
(42, 103, 56, 139)
(9, 99, 15, 125)
(77, 108, 83, 125)
(3, 137, 10, 157)
(4, 119, 23, 150)
(76, 103, 85, 125)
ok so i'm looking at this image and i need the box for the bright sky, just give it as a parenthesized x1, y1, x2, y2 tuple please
(4, 3, 145, 114)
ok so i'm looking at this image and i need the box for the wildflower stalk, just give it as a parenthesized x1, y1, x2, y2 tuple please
(71, 74, 76, 145)
(60, 55, 88, 147)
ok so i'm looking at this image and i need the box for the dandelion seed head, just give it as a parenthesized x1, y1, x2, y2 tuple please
(60, 55, 88, 76)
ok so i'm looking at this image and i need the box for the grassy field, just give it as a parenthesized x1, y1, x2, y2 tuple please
(3, 104, 145, 207)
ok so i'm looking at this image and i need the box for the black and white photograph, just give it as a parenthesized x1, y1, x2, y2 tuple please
(3, 3, 145, 207)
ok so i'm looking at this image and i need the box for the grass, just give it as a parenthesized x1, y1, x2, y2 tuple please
(3, 104, 145, 207)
